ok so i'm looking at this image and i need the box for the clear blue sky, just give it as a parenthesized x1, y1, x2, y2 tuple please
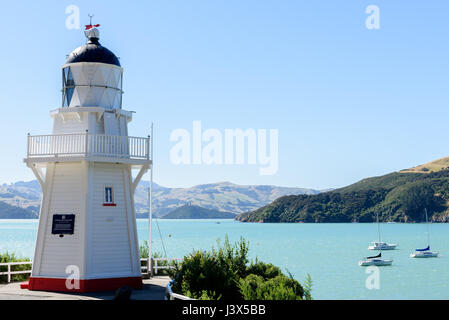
(0, 1, 448, 189)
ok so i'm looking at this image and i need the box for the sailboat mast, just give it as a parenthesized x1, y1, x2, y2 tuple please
(425, 208, 430, 247)
(376, 212, 381, 242)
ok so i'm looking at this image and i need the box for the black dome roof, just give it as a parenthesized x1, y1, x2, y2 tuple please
(66, 38, 121, 67)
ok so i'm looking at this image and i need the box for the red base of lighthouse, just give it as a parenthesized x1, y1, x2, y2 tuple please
(28, 276, 143, 293)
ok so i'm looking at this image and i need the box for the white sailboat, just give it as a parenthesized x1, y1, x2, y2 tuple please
(359, 212, 394, 266)
(410, 208, 438, 258)
(359, 252, 393, 266)
(368, 212, 397, 250)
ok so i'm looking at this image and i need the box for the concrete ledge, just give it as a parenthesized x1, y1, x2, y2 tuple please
(0, 276, 170, 300)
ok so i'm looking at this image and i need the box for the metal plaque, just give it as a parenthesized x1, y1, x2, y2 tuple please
(51, 214, 75, 235)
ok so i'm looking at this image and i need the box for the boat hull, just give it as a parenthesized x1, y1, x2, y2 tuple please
(358, 259, 393, 266)
(410, 251, 438, 258)
(368, 245, 397, 250)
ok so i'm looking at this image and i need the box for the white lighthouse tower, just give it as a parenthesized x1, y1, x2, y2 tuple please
(24, 25, 151, 292)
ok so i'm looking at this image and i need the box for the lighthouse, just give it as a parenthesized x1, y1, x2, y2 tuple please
(24, 24, 151, 292)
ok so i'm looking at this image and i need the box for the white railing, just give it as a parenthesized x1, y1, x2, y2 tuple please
(165, 280, 196, 300)
(154, 258, 183, 275)
(140, 258, 183, 275)
(0, 261, 33, 283)
(27, 133, 150, 160)
(1, 258, 181, 284)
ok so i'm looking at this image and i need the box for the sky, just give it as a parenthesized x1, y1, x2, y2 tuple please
(0, 1, 448, 190)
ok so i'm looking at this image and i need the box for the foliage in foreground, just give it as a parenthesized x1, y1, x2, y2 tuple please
(139, 241, 174, 275)
(139, 240, 166, 260)
(169, 236, 312, 300)
(0, 252, 31, 283)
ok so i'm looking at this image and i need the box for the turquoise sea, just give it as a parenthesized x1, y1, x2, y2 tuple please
(1, 219, 448, 299)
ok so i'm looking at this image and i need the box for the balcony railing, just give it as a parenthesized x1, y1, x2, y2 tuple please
(27, 133, 150, 161)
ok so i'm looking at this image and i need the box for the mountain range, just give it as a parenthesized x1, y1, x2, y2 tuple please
(0, 180, 321, 219)
(162, 205, 236, 219)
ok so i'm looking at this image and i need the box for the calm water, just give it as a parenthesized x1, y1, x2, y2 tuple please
(1, 219, 448, 299)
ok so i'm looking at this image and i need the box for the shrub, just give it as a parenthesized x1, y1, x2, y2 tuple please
(170, 236, 311, 300)
(238, 274, 304, 300)
(246, 260, 283, 279)
(170, 237, 246, 300)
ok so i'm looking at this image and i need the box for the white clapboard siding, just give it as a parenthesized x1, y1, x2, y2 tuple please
(104, 112, 120, 136)
(52, 112, 88, 134)
(94, 115, 105, 134)
(89, 163, 133, 275)
(40, 163, 84, 277)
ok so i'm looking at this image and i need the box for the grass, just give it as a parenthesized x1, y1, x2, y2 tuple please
(400, 156, 449, 173)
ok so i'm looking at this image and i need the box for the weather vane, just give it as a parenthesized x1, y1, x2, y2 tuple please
(85, 14, 100, 30)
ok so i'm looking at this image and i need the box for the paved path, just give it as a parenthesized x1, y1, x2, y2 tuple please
(0, 277, 170, 300)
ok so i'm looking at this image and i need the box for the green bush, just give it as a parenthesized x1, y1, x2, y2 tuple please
(170, 243, 244, 299)
(246, 260, 283, 279)
(170, 236, 311, 300)
(0, 251, 32, 284)
(238, 274, 304, 300)
(139, 240, 150, 259)
(139, 240, 164, 260)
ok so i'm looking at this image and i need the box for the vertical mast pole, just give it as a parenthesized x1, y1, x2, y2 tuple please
(148, 122, 154, 277)
(377, 212, 381, 243)
(425, 208, 430, 247)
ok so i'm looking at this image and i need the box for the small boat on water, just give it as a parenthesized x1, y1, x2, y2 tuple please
(410, 245, 438, 258)
(368, 241, 397, 250)
(368, 212, 398, 250)
(410, 209, 438, 258)
(359, 252, 393, 266)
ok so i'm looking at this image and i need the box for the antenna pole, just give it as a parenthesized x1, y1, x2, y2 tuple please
(148, 122, 154, 277)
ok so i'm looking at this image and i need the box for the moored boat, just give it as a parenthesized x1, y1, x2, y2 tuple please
(410, 209, 438, 259)
(358, 252, 393, 266)
(368, 241, 397, 250)
(410, 245, 438, 258)
(367, 212, 398, 250)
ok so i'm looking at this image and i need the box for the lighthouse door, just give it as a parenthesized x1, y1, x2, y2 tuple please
(103, 111, 122, 157)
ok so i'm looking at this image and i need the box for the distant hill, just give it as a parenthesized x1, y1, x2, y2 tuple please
(0, 180, 41, 218)
(162, 205, 236, 219)
(0, 180, 320, 219)
(0, 201, 38, 219)
(237, 160, 449, 223)
(122, 181, 320, 217)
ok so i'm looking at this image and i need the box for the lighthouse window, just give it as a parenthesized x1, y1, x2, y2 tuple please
(104, 186, 114, 204)
(62, 67, 75, 107)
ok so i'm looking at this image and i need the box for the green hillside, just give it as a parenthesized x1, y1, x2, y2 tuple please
(236, 169, 449, 223)
(162, 205, 236, 219)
